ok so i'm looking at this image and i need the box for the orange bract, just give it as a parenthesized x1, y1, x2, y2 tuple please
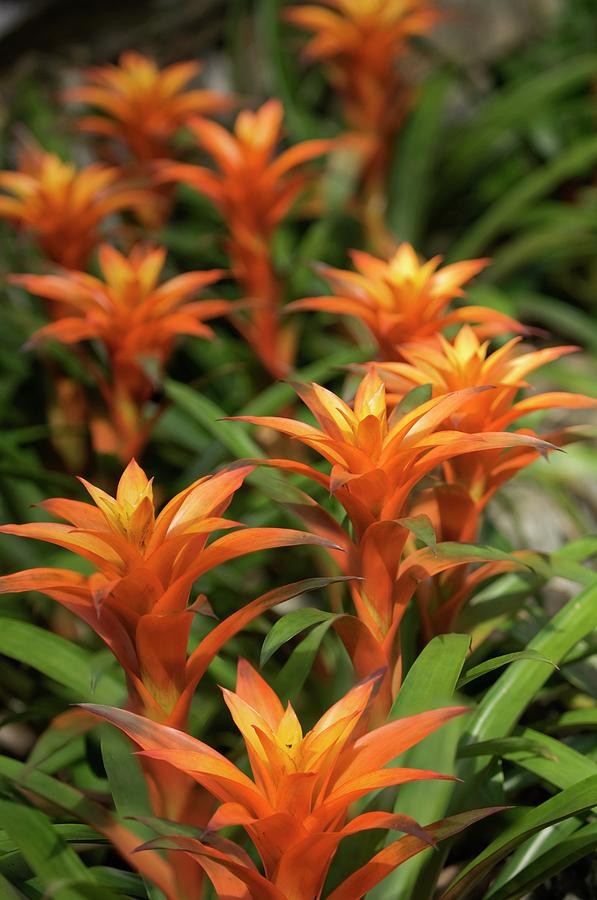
(0, 144, 147, 269)
(288, 243, 522, 359)
(376, 326, 597, 637)
(377, 325, 597, 503)
(160, 99, 333, 376)
(12, 244, 228, 459)
(233, 369, 549, 705)
(85, 660, 467, 898)
(286, 2, 440, 240)
(0, 459, 339, 726)
(67, 51, 232, 163)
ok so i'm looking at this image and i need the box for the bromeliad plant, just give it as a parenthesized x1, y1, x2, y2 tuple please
(0, 141, 148, 269)
(159, 99, 333, 377)
(10, 243, 229, 459)
(1, 3, 597, 899)
(82, 661, 499, 900)
(233, 368, 551, 710)
(66, 51, 233, 226)
(287, 242, 522, 359)
(0, 458, 338, 728)
(286, 0, 440, 245)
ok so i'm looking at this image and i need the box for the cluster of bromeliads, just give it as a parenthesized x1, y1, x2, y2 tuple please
(0, 3, 595, 898)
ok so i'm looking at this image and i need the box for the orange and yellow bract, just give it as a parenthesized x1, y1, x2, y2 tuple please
(233, 369, 549, 706)
(0, 144, 147, 269)
(160, 99, 332, 376)
(12, 244, 228, 459)
(67, 51, 232, 164)
(286, 1, 440, 239)
(372, 326, 597, 636)
(84, 660, 469, 899)
(288, 243, 522, 359)
(0, 459, 339, 727)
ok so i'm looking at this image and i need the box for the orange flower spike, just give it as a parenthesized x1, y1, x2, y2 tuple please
(84, 661, 468, 897)
(378, 325, 597, 495)
(0, 460, 342, 725)
(288, 243, 525, 360)
(286, 2, 441, 244)
(160, 99, 333, 376)
(375, 326, 597, 638)
(233, 368, 549, 533)
(286, 0, 439, 131)
(66, 51, 233, 164)
(12, 243, 229, 459)
(0, 144, 148, 269)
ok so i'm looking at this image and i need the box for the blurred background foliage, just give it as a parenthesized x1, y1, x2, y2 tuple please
(0, 2, 596, 895)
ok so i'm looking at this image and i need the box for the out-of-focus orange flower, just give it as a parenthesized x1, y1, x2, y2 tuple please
(286, 2, 441, 243)
(0, 144, 147, 269)
(84, 661, 480, 898)
(288, 243, 523, 359)
(12, 243, 228, 460)
(66, 52, 234, 228)
(233, 369, 548, 706)
(0, 459, 341, 727)
(376, 326, 597, 636)
(66, 51, 232, 164)
(160, 99, 333, 377)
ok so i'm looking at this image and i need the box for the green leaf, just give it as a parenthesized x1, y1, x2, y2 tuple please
(462, 581, 597, 749)
(498, 727, 597, 791)
(0, 619, 122, 704)
(163, 379, 264, 460)
(449, 135, 597, 259)
(0, 873, 21, 899)
(260, 608, 338, 666)
(100, 728, 152, 826)
(445, 55, 597, 183)
(440, 775, 597, 900)
(387, 73, 451, 245)
(457, 651, 557, 689)
(275, 619, 337, 703)
(546, 709, 597, 733)
(395, 514, 437, 549)
(485, 820, 597, 900)
(0, 801, 95, 898)
(458, 736, 556, 761)
(391, 384, 433, 421)
(369, 635, 470, 900)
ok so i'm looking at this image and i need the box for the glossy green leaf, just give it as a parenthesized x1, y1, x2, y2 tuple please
(486, 820, 597, 900)
(440, 775, 597, 899)
(261, 608, 338, 666)
(457, 651, 557, 689)
(369, 635, 470, 900)
(458, 736, 555, 761)
(0, 619, 122, 704)
(0, 800, 95, 897)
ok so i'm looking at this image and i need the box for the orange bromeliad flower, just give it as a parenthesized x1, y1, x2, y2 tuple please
(0, 459, 340, 727)
(83, 661, 493, 899)
(66, 52, 233, 228)
(12, 243, 228, 459)
(159, 99, 333, 377)
(377, 325, 597, 508)
(288, 243, 522, 359)
(286, 1, 440, 241)
(375, 325, 597, 636)
(232, 369, 548, 706)
(66, 51, 232, 164)
(0, 143, 147, 269)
